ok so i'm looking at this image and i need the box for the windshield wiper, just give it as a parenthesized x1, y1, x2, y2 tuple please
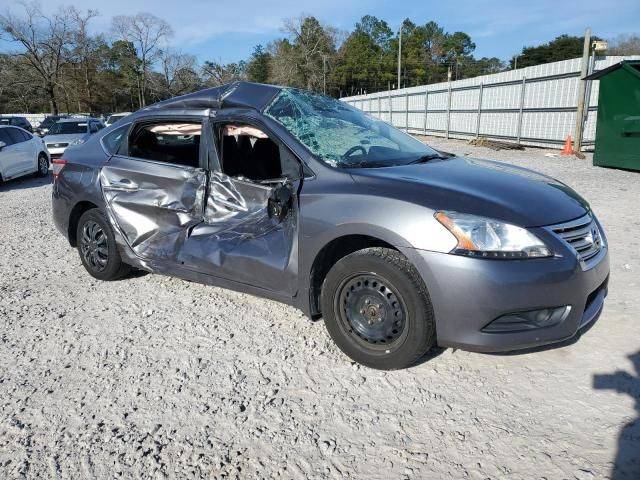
(408, 152, 454, 164)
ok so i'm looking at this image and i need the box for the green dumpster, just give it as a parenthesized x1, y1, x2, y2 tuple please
(586, 60, 640, 171)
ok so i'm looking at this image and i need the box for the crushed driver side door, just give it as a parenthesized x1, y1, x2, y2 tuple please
(178, 171, 299, 296)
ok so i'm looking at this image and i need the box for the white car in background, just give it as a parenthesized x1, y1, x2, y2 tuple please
(0, 125, 50, 183)
(43, 118, 105, 159)
(105, 112, 132, 126)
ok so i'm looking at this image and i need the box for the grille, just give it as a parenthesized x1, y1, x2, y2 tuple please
(47, 142, 68, 148)
(550, 214, 604, 268)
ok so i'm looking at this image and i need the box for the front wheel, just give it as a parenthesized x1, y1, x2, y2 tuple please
(76, 209, 130, 281)
(36, 153, 49, 177)
(321, 247, 436, 370)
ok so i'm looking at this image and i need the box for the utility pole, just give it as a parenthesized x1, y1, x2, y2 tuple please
(322, 55, 327, 95)
(514, 54, 521, 70)
(574, 27, 591, 155)
(397, 22, 402, 89)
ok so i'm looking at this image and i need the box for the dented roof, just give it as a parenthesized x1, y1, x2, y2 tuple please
(146, 81, 283, 112)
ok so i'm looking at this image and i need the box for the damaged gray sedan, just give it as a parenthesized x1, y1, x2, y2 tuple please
(52, 82, 610, 369)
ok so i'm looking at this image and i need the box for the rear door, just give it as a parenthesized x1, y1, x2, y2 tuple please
(5, 128, 32, 175)
(100, 118, 207, 262)
(178, 117, 302, 296)
(0, 129, 19, 178)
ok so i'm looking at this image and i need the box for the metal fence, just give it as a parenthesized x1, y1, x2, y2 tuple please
(0, 113, 47, 128)
(341, 55, 640, 150)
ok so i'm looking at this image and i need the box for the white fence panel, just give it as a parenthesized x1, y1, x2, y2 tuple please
(341, 55, 640, 150)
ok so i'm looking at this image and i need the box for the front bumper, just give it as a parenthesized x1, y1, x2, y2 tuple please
(400, 226, 610, 353)
(46, 145, 69, 159)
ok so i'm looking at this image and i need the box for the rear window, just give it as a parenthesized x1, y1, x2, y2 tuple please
(49, 121, 87, 135)
(128, 121, 201, 168)
(5, 127, 27, 144)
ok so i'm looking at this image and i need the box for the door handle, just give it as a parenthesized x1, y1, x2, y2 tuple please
(107, 179, 139, 191)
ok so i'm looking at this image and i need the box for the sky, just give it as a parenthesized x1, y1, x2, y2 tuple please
(2, 0, 639, 63)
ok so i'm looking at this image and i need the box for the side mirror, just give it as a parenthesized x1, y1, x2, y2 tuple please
(0, 141, 6, 151)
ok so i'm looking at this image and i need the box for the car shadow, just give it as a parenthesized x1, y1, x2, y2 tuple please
(593, 351, 640, 479)
(412, 345, 447, 367)
(0, 172, 51, 192)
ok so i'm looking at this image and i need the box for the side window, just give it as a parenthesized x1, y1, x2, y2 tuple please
(5, 128, 25, 144)
(128, 121, 201, 168)
(102, 124, 129, 154)
(0, 129, 13, 146)
(19, 129, 32, 141)
(218, 123, 300, 181)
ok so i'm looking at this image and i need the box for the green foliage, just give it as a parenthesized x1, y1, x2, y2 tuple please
(246, 45, 271, 83)
(511, 34, 600, 68)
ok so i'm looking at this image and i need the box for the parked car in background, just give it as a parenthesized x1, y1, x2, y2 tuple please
(43, 118, 104, 158)
(35, 115, 69, 136)
(51, 82, 610, 370)
(105, 112, 131, 126)
(0, 125, 49, 182)
(0, 116, 33, 133)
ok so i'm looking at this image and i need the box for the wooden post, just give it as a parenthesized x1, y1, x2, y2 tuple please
(574, 27, 592, 154)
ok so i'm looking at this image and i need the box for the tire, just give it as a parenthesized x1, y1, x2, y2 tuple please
(76, 209, 130, 281)
(321, 247, 436, 370)
(36, 153, 49, 177)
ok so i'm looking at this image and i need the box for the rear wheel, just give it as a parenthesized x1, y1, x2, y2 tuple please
(36, 153, 49, 177)
(321, 247, 436, 370)
(76, 209, 130, 280)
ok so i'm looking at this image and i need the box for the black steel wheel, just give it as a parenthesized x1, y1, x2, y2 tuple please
(336, 273, 409, 348)
(36, 153, 49, 177)
(321, 247, 436, 370)
(76, 209, 130, 281)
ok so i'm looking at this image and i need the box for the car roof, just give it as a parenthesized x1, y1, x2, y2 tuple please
(145, 81, 282, 113)
(58, 117, 100, 123)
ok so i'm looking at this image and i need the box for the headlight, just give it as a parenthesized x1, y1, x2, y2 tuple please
(435, 211, 552, 259)
(70, 138, 86, 145)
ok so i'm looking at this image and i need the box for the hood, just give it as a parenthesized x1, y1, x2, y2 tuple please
(349, 157, 589, 227)
(43, 133, 86, 144)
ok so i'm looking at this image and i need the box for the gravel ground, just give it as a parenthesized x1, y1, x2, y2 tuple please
(1, 138, 639, 479)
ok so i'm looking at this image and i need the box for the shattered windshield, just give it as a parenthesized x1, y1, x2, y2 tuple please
(264, 88, 440, 168)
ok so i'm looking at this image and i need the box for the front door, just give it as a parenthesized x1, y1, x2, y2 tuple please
(178, 120, 301, 296)
(100, 119, 207, 261)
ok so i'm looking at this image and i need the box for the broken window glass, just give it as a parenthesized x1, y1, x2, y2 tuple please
(264, 88, 439, 168)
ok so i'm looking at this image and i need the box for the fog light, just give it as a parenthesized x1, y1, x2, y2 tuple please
(482, 306, 571, 333)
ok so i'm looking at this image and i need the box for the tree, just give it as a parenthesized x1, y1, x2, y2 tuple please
(0, 2, 78, 113)
(332, 15, 394, 95)
(154, 50, 200, 97)
(276, 16, 337, 91)
(510, 34, 601, 69)
(608, 34, 640, 55)
(68, 7, 100, 112)
(201, 60, 246, 86)
(246, 44, 271, 83)
(111, 12, 173, 108)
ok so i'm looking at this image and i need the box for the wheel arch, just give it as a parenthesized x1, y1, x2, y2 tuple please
(67, 200, 99, 247)
(308, 233, 403, 318)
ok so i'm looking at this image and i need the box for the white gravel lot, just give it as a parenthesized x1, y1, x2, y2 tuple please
(1, 138, 639, 479)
